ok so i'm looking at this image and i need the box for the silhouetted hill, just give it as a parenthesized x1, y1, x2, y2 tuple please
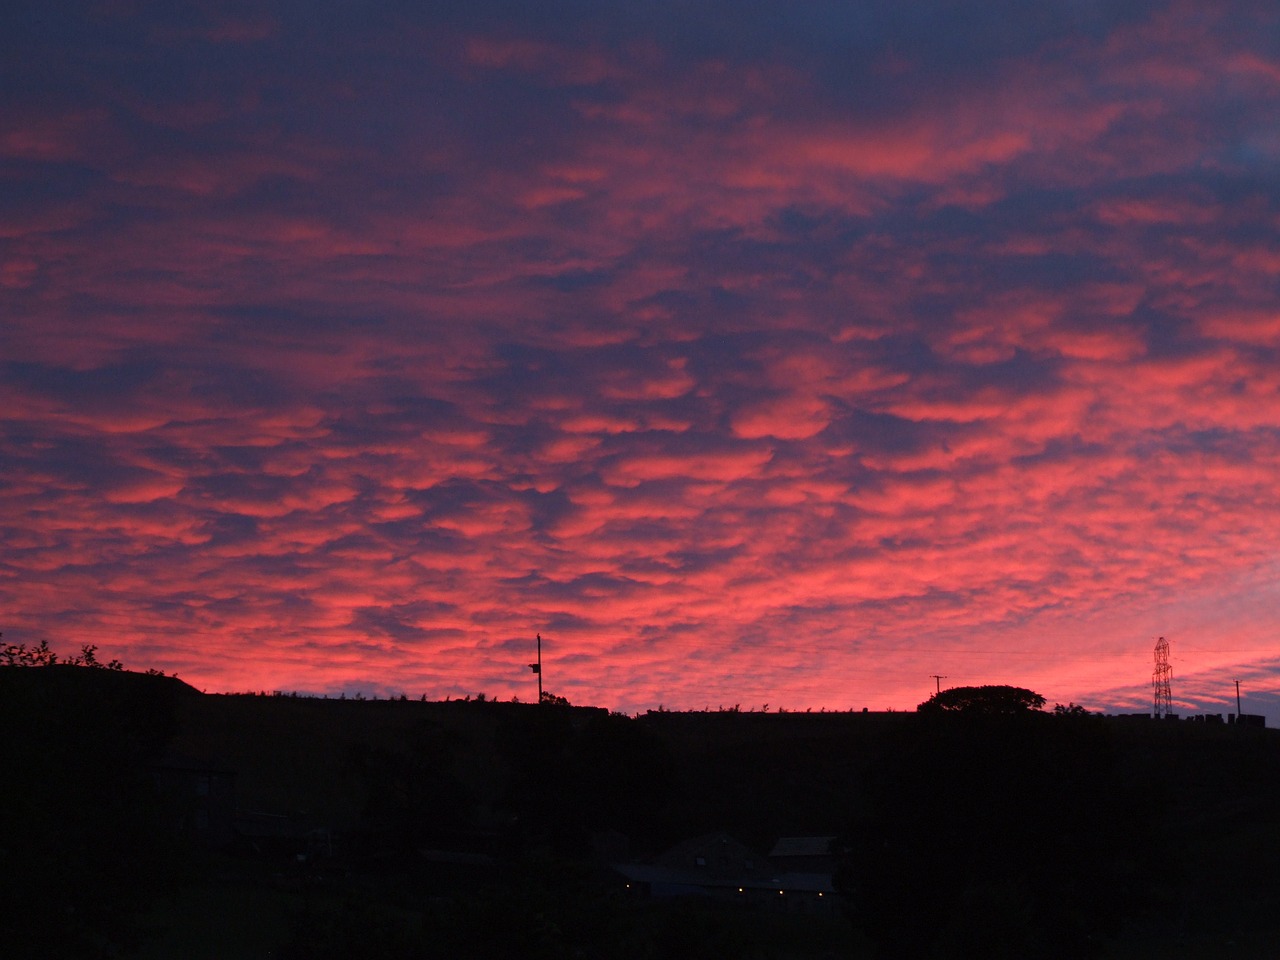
(1, 665, 199, 958)
(1, 660, 202, 698)
(8, 672, 1280, 958)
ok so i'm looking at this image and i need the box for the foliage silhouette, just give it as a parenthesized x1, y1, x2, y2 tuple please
(917, 684, 1046, 714)
(1, 637, 124, 670)
(1053, 702, 1091, 716)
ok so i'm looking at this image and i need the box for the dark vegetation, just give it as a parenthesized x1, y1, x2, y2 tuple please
(2, 637, 126, 670)
(5, 648, 1280, 958)
(916, 683, 1047, 714)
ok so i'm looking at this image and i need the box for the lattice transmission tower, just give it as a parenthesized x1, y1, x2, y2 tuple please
(1152, 636, 1172, 719)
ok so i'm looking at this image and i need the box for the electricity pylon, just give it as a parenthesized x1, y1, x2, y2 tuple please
(1152, 636, 1172, 719)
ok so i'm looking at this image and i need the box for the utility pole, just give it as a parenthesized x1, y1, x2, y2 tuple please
(931, 675, 947, 695)
(529, 633, 543, 703)
(1234, 679, 1242, 722)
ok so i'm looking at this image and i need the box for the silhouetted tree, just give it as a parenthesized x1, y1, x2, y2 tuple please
(917, 684, 1045, 714)
(1, 638, 123, 670)
(1053, 702, 1091, 716)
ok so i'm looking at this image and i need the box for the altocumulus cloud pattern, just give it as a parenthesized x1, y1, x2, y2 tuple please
(2, 1, 1280, 717)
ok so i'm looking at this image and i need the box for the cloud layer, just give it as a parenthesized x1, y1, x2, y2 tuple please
(3, 1, 1279, 717)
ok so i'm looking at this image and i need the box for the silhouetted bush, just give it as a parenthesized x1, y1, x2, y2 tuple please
(917, 684, 1045, 715)
(1, 638, 124, 670)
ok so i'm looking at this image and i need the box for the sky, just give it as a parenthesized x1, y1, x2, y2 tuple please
(3, 1, 1279, 720)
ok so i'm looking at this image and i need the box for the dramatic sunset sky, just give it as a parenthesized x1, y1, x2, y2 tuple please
(3, 1, 1279, 719)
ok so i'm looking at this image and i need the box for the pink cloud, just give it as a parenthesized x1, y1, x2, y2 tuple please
(600, 446, 774, 485)
(730, 392, 831, 440)
(3, 2, 1279, 720)
(0, 108, 119, 162)
(1198, 308, 1280, 345)
(101, 474, 188, 505)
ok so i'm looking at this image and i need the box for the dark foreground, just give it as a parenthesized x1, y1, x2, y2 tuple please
(4, 666, 1279, 959)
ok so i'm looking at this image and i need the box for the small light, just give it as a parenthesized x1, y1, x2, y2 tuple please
(778, 889, 784, 895)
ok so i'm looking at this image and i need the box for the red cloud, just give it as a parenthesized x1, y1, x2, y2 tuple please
(3, 2, 1279, 719)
